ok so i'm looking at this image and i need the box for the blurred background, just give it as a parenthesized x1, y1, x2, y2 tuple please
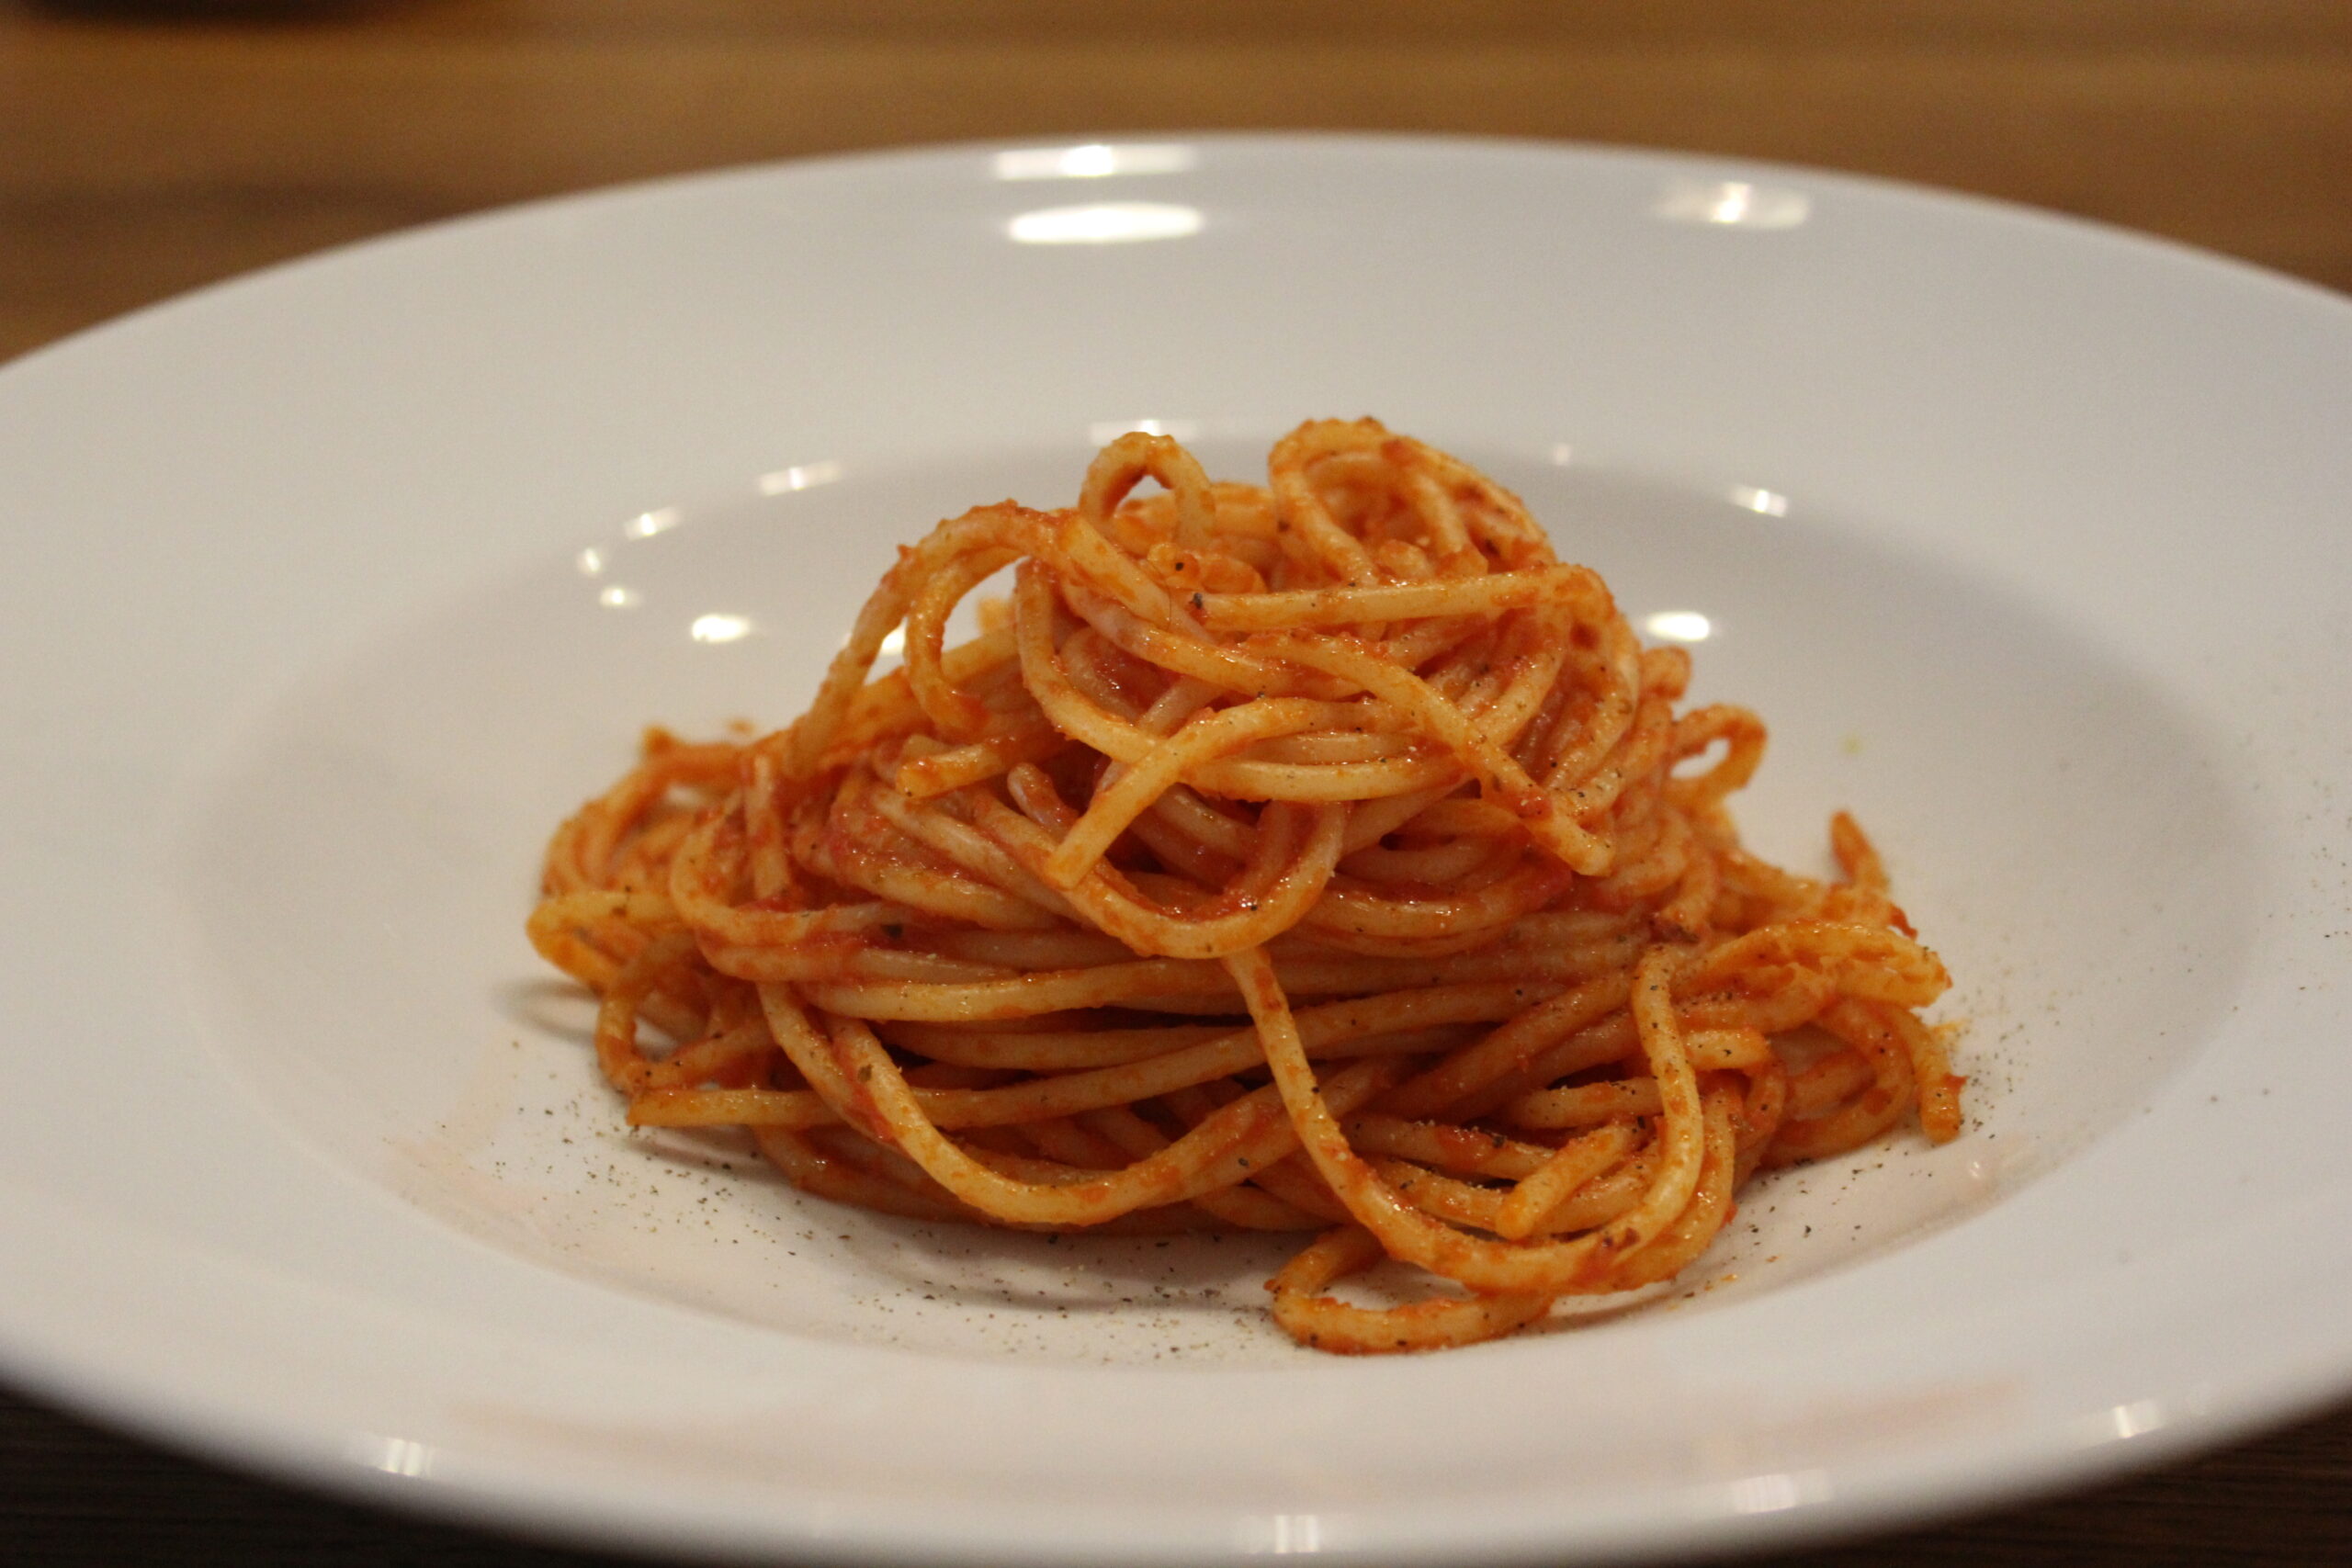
(5, 0, 2348, 365)
(2, 1, 2347, 1563)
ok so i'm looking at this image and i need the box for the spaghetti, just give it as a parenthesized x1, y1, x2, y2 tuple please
(531, 421, 1960, 1353)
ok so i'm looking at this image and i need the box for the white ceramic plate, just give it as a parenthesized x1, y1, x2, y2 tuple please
(1, 136, 2347, 1564)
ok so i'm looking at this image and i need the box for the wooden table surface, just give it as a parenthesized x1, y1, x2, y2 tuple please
(3, 2, 2348, 1563)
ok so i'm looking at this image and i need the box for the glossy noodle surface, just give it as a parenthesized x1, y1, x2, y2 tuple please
(531, 421, 1959, 1353)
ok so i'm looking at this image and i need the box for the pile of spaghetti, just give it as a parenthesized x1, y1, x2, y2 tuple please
(531, 421, 1960, 1354)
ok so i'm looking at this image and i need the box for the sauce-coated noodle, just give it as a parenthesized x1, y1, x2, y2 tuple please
(531, 422, 1960, 1352)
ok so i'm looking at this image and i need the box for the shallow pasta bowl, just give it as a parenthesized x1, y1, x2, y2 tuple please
(0, 134, 2346, 1563)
